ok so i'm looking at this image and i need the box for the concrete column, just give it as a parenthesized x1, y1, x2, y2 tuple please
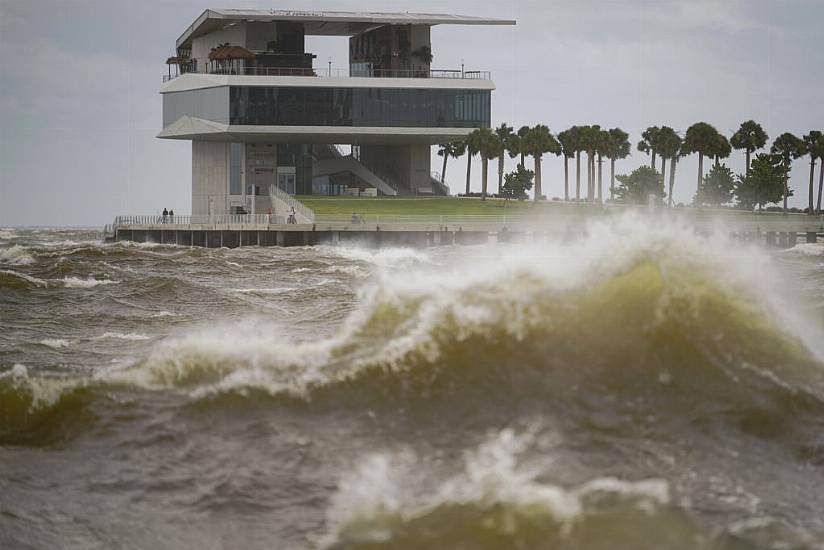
(807, 232, 817, 244)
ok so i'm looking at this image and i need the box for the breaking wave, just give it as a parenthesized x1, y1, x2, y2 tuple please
(320, 429, 819, 550)
(0, 270, 118, 290)
(4, 216, 824, 449)
(0, 245, 35, 265)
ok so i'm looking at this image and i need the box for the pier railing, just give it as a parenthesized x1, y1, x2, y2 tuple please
(113, 214, 284, 226)
(163, 67, 492, 82)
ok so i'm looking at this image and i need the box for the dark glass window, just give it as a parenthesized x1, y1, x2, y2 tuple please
(229, 86, 490, 128)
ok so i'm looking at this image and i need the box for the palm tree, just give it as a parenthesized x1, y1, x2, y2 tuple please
(770, 132, 806, 213)
(494, 124, 515, 194)
(557, 129, 575, 201)
(803, 131, 823, 214)
(638, 126, 661, 168)
(656, 127, 682, 207)
(731, 120, 768, 175)
(525, 125, 562, 201)
(682, 122, 723, 202)
(581, 125, 600, 202)
(605, 128, 630, 201)
(713, 134, 731, 167)
(566, 126, 584, 201)
(470, 127, 500, 201)
(437, 141, 466, 187)
(464, 132, 480, 196)
(595, 129, 612, 203)
(509, 126, 531, 167)
(815, 136, 824, 214)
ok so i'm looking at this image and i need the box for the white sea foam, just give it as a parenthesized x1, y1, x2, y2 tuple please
(0, 269, 48, 287)
(788, 243, 824, 257)
(95, 332, 151, 341)
(325, 265, 369, 277)
(328, 246, 433, 269)
(40, 339, 71, 349)
(60, 277, 119, 289)
(105, 213, 824, 399)
(323, 429, 670, 546)
(1, 363, 78, 409)
(0, 245, 35, 265)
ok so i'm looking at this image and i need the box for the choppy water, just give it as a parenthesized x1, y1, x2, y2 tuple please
(2, 218, 824, 549)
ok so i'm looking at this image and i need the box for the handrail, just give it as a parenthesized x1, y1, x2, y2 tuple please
(113, 214, 279, 226)
(268, 185, 316, 223)
(163, 66, 492, 82)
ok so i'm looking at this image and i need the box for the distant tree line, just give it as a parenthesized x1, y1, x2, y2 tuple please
(438, 122, 824, 213)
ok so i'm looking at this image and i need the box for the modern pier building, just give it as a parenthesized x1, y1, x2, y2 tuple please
(159, 9, 515, 218)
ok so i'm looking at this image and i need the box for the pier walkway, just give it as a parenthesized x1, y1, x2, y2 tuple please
(105, 212, 824, 249)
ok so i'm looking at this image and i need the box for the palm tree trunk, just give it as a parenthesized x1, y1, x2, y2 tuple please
(668, 156, 677, 208)
(576, 152, 581, 201)
(661, 156, 667, 204)
(563, 157, 569, 201)
(651, 150, 656, 169)
(498, 154, 505, 195)
(534, 155, 542, 202)
(465, 152, 472, 196)
(591, 155, 596, 201)
(481, 157, 488, 201)
(809, 157, 816, 215)
(520, 153, 525, 168)
(610, 158, 616, 201)
(783, 160, 789, 214)
(441, 153, 448, 184)
(597, 154, 603, 203)
(818, 161, 824, 214)
(697, 153, 704, 201)
(745, 149, 752, 175)
(586, 152, 592, 202)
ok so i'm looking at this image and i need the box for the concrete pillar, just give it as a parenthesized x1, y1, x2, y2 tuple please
(788, 232, 797, 248)
(765, 232, 776, 247)
(807, 232, 817, 244)
(778, 232, 788, 248)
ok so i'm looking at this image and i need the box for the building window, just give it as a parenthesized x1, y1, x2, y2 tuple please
(229, 86, 490, 128)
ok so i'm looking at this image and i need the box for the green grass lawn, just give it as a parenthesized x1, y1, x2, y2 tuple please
(296, 196, 563, 218)
(295, 196, 821, 228)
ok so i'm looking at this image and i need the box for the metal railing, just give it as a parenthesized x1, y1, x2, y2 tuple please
(113, 214, 280, 226)
(268, 185, 316, 223)
(163, 67, 491, 82)
(314, 214, 513, 227)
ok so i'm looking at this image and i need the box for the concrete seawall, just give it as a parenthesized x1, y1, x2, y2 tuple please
(111, 223, 823, 249)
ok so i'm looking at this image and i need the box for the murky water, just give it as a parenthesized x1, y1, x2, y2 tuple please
(2, 217, 824, 549)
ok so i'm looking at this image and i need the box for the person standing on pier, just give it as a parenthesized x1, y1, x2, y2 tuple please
(169, 209, 174, 224)
(162, 208, 168, 224)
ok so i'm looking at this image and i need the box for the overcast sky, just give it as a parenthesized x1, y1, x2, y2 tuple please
(1, 0, 822, 226)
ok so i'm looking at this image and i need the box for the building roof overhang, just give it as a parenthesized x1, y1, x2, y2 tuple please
(177, 8, 516, 49)
(160, 73, 496, 93)
(158, 117, 476, 145)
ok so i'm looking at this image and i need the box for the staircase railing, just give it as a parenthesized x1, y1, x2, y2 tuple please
(268, 184, 315, 223)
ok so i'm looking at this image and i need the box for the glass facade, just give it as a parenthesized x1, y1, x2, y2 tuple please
(229, 86, 490, 128)
(163, 87, 229, 127)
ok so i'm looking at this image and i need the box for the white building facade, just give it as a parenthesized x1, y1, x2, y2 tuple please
(159, 9, 515, 216)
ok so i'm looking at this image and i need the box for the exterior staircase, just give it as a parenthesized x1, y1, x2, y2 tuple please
(268, 184, 315, 224)
(313, 156, 399, 196)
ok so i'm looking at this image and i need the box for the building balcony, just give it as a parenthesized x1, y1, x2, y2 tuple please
(163, 66, 492, 83)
